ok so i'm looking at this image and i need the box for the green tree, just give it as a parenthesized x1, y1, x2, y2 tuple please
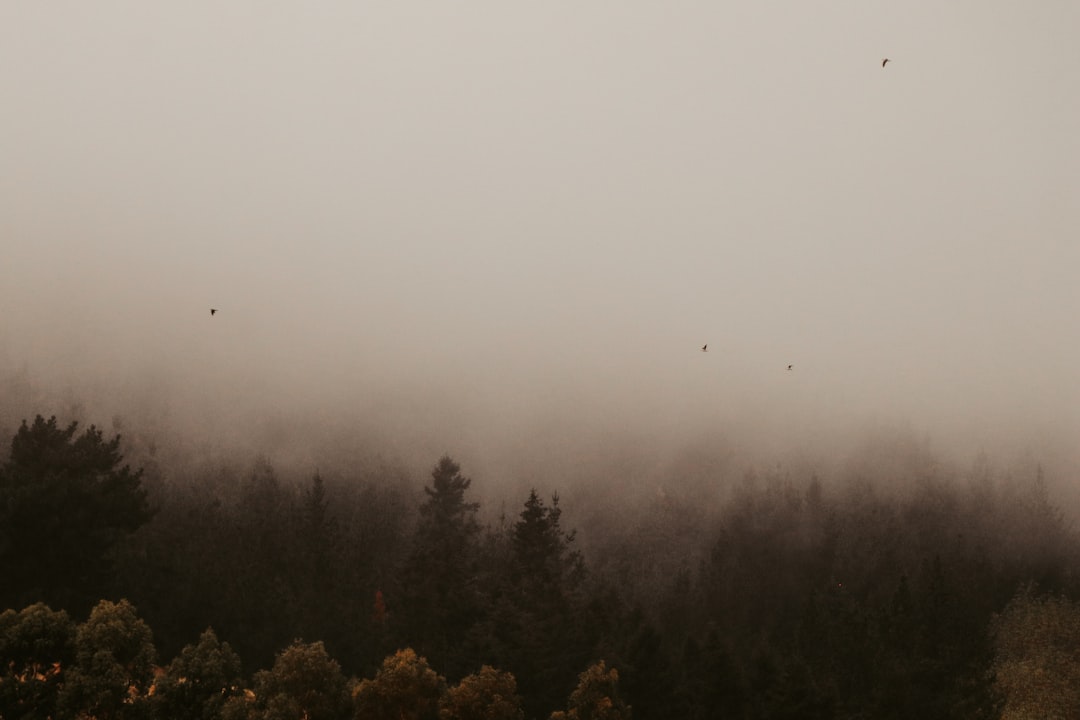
(299, 471, 338, 575)
(151, 627, 245, 720)
(219, 458, 298, 671)
(0, 415, 152, 613)
(512, 491, 582, 596)
(402, 457, 481, 677)
(674, 631, 748, 720)
(505, 490, 587, 717)
(59, 599, 157, 720)
(249, 641, 351, 720)
(992, 586, 1080, 719)
(352, 648, 446, 720)
(293, 471, 344, 649)
(0, 602, 76, 720)
(439, 665, 523, 720)
(550, 661, 631, 720)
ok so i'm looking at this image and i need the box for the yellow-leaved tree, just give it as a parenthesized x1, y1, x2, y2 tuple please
(549, 661, 630, 720)
(353, 648, 446, 720)
(440, 665, 523, 720)
(992, 586, 1080, 719)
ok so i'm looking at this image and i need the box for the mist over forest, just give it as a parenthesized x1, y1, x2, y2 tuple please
(2, 356, 1079, 718)
(3, 1, 1079, 718)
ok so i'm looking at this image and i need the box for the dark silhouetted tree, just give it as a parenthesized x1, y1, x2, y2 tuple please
(0, 416, 151, 613)
(512, 491, 583, 596)
(293, 471, 343, 648)
(402, 456, 481, 678)
(502, 490, 588, 718)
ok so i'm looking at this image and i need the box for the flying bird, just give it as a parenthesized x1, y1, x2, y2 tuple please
(787, 364, 793, 371)
(702, 344, 708, 352)
(881, 58, 890, 67)
(210, 308, 217, 316)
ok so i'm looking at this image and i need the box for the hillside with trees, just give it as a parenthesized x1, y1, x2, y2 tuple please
(3, 413, 1080, 718)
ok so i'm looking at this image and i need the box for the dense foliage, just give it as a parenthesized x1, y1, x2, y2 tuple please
(3, 414, 1080, 718)
(0, 416, 151, 614)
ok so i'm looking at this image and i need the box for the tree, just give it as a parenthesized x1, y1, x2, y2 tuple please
(402, 457, 481, 678)
(674, 631, 749, 720)
(59, 599, 157, 720)
(218, 458, 298, 671)
(293, 471, 344, 650)
(512, 491, 583, 599)
(299, 471, 338, 573)
(151, 627, 245, 720)
(550, 661, 631, 720)
(352, 648, 446, 720)
(0, 415, 152, 613)
(440, 665, 524, 720)
(0, 602, 76, 720)
(504, 490, 588, 717)
(992, 586, 1080, 719)
(578, 596, 680, 720)
(242, 641, 352, 720)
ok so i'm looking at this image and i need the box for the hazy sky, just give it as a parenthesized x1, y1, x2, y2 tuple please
(2, 2, 1077, 485)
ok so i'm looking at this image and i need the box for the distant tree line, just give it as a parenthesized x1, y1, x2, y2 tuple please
(2, 413, 1080, 718)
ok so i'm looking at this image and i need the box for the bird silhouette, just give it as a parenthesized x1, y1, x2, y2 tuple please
(210, 308, 217, 316)
(881, 58, 890, 67)
(702, 344, 708, 352)
(787, 364, 793, 371)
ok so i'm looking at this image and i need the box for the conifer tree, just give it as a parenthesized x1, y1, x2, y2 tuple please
(0, 416, 151, 613)
(402, 456, 481, 678)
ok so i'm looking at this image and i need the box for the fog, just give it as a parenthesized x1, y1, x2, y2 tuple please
(2, 2, 1078, 506)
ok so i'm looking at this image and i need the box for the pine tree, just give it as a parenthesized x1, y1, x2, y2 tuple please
(402, 456, 481, 679)
(0, 416, 152, 614)
(512, 491, 583, 601)
(504, 490, 588, 719)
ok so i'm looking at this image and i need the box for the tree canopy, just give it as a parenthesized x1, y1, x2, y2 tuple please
(0, 416, 151, 613)
(2, 411, 1079, 719)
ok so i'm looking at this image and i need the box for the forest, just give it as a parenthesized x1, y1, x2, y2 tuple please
(2, 413, 1080, 720)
